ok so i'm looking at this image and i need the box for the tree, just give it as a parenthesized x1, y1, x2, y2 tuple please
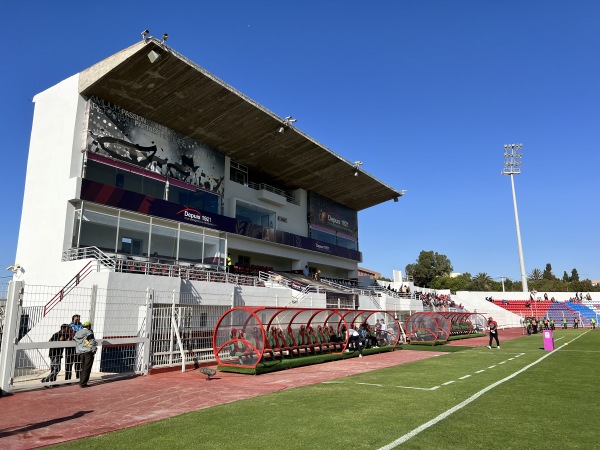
(562, 271, 570, 282)
(529, 268, 543, 280)
(430, 273, 471, 292)
(405, 250, 453, 288)
(470, 273, 494, 291)
(571, 268, 580, 282)
(542, 263, 556, 280)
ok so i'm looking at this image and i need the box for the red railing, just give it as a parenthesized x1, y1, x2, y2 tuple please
(43, 261, 95, 317)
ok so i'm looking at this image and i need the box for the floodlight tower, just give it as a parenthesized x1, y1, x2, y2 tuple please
(502, 143, 528, 293)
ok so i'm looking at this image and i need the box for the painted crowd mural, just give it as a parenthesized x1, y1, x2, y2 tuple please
(85, 96, 225, 195)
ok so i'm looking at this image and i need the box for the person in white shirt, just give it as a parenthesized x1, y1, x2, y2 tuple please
(347, 327, 363, 357)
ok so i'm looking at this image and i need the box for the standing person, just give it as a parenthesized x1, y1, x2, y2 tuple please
(591, 317, 596, 329)
(574, 317, 579, 329)
(74, 321, 97, 388)
(562, 317, 568, 330)
(379, 319, 388, 345)
(303, 265, 309, 277)
(487, 317, 500, 349)
(41, 324, 70, 383)
(65, 314, 83, 380)
(226, 254, 232, 273)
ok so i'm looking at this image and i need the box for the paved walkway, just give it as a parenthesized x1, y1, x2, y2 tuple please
(0, 329, 524, 449)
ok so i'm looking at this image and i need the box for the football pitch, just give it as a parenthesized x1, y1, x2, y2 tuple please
(54, 329, 600, 449)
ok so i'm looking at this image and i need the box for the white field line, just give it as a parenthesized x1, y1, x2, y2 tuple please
(378, 330, 590, 449)
(396, 385, 440, 391)
(357, 382, 382, 387)
(474, 370, 485, 374)
(487, 365, 496, 369)
(458, 375, 471, 380)
(441, 380, 455, 386)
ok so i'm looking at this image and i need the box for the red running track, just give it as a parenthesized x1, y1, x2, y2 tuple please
(0, 349, 444, 449)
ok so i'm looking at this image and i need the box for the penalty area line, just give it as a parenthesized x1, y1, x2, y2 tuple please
(378, 330, 589, 450)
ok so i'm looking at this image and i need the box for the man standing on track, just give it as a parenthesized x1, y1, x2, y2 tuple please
(74, 321, 97, 388)
(487, 316, 500, 349)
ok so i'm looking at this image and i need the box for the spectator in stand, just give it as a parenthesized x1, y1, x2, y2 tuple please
(487, 317, 500, 349)
(303, 265, 309, 277)
(544, 293, 548, 301)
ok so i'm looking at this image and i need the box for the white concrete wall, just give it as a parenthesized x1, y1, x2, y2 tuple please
(15, 74, 86, 287)
(222, 157, 308, 237)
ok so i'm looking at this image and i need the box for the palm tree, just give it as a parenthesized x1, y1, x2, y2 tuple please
(472, 272, 493, 291)
(529, 268, 543, 280)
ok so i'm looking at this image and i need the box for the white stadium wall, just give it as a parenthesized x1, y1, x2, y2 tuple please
(15, 74, 87, 287)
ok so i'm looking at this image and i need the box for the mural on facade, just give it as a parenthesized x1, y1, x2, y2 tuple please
(85, 96, 225, 195)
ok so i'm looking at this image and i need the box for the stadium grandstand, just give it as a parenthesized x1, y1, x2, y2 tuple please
(6, 36, 597, 393)
(3, 37, 426, 391)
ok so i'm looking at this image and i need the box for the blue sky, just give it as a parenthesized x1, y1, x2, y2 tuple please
(1, 1, 598, 283)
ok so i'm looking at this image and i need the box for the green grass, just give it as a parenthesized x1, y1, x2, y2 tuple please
(53, 329, 600, 449)
(219, 345, 400, 374)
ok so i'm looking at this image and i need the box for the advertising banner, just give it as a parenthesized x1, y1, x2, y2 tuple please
(81, 179, 362, 261)
(308, 191, 358, 238)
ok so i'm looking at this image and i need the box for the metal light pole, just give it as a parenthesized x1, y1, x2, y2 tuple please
(502, 143, 528, 293)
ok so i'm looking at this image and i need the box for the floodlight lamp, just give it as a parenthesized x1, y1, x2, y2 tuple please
(141, 29, 150, 40)
(393, 197, 398, 202)
(400, 189, 407, 195)
(278, 126, 285, 134)
(283, 116, 297, 126)
(147, 50, 161, 63)
(162, 33, 169, 43)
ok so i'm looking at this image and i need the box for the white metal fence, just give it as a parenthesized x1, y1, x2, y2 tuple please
(0, 281, 151, 393)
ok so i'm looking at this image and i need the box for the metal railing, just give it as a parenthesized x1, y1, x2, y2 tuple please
(63, 247, 264, 287)
(247, 181, 299, 205)
(44, 261, 96, 316)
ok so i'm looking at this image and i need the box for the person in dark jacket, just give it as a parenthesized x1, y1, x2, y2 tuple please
(74, 321, 97, 388)
(41, 324, 70, 383)
(487, 317, 500, 349)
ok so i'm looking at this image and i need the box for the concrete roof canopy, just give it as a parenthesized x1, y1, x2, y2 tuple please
(79, 38, 403, 211)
